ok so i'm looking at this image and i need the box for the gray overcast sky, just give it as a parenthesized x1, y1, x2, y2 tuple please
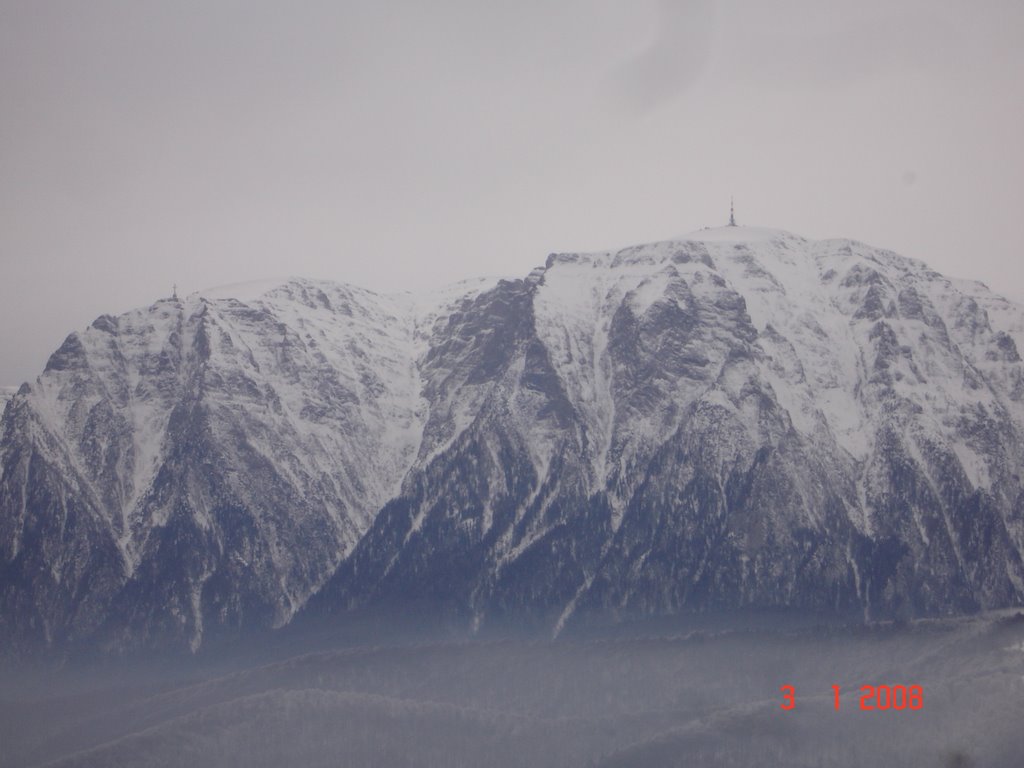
(1, 0, 1022, 386)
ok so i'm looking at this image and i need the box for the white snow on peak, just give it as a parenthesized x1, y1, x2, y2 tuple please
(399, 276, 506, 352)
(680, 225, 801, 244)
(532, 228, 1024, 505)
(11, 227, 1024, 647)
(402, 275, 507, 309)
(198, 277, 295, 302)
(11, 228, 1024, 582)
(3, 272, 510, 629)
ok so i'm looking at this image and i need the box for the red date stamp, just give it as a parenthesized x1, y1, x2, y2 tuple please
(780, 684, 923, 711)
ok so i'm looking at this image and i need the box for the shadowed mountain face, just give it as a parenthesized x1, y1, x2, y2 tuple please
(3, 227, 1024, 653)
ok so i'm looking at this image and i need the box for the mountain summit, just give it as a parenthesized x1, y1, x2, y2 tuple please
(3, 228, 1024, 653)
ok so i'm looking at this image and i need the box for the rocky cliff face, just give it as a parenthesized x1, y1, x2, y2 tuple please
(0, 278, 493, 651)
(3, 227, 1024, 652)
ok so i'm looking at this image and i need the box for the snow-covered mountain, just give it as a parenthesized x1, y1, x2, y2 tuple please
(3, 226, 1024, 652)
(0, 276, 496, 651)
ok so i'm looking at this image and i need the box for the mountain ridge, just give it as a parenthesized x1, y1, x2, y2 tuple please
(3, 225, 1024, 653)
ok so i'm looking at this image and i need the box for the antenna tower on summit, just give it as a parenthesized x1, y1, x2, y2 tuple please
(729, 197, 737, 227)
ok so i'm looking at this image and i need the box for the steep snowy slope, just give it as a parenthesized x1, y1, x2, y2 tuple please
(315, 226, 1024, 634)
(0, 278, 493, 651)
(3, 226, 1024, 653)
